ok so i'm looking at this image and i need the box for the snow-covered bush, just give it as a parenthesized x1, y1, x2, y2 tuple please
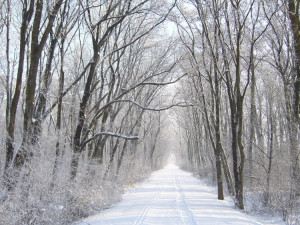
(0, 129, 162, 225)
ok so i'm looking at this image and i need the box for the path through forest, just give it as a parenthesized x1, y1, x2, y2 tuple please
(77, 164, 283, 225)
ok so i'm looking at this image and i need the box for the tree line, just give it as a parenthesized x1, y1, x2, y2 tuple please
(174, 0, 299, 222)
(0, 0, 179, 223)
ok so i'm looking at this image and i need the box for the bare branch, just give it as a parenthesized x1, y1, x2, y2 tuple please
(110, 99, 193, 112)
(81, 132, 139, 149)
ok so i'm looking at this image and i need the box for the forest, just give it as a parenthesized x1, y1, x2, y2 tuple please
(0, 0, 299, 224)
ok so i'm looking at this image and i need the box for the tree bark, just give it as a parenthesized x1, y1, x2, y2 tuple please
(33, 33, 58, 139)
(287, 0, 300, 123)
(287, 0, 300, 196)
(5, 0, 34, 170)
(17, 0, 63, 167)
(264, 102, 274, 206)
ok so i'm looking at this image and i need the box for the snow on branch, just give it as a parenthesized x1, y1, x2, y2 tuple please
(81, 132, 139, 149)
(111, 99, 193, 111)
(137, 71, 188, 88)
(99, 132, 139, 139)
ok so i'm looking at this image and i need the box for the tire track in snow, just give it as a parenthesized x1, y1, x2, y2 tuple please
(133, 184, 162, 225)
(175, 171, 197, 225)
(78, 164, 281, 225)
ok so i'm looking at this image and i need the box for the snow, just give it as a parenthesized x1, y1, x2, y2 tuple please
(76, 164, 285, 225)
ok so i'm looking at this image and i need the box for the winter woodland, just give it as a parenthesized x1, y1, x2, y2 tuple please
(0, 0, 299, 224)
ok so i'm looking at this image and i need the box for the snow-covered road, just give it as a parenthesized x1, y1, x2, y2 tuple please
(78, 164, 283, 225)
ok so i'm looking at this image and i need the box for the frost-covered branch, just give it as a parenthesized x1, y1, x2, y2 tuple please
(110, 99, 193, 111)
(43, 60, 94, 120)
(81, 132, 139, 148)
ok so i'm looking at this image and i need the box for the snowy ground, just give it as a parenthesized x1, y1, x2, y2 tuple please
(76, 164, 285, 225)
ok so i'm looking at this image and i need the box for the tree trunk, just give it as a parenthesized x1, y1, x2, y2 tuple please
(287, 0, 300, 196)
(287, 0, 300, 123)
(5, 0, 34, 170)
(53, 37, 65, 177)
(248, 56, 256, 188)
(33, 33, 58, 140)
(17, 0, 44, 167)
(220, 150, 235, 196)
(264, 104, 274, 206)
(71, 44, 100, 178)
(5, 0, 11, 131)
(214, 58, 224, 200)
(17, 0, 63, 167)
